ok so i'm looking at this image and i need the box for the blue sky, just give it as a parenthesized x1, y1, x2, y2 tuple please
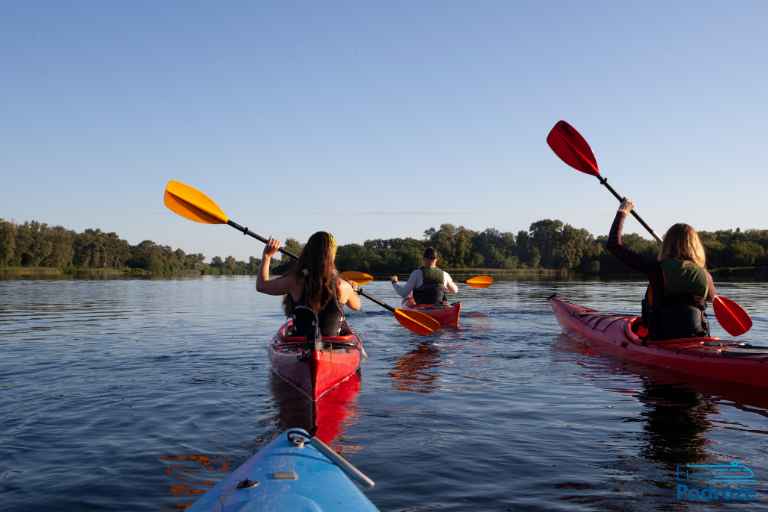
(2, 2, 766, 261)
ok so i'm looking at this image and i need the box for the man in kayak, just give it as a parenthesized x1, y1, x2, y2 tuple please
(607, 199, 717, 340)
(257, 231, 361, 337)
(390, 247, 459, 306)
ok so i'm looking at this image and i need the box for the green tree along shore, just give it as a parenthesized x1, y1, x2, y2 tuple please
(1, 218, 767, 279)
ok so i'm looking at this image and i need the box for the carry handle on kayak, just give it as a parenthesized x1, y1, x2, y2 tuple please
(309, 436, 376, 489)
(287, 428, 375, 489)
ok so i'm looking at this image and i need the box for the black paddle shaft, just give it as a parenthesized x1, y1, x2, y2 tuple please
(596, 176, 662, 244)
(357, 288, 395, 313)
(227, 220, 299, 260)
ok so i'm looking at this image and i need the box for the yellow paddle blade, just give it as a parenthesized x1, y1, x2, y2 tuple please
(339, 271, 374, 286)
(163, 180, 229, 224)
(465, 275, 494, 288)
(393, 309, 441, 336)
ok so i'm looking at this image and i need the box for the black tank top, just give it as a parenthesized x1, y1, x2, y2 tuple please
(289, 279, 345, 338)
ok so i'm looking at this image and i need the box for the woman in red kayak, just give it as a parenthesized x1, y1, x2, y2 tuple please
(607, 199, 716, 341)
(257, 231, 361, 338)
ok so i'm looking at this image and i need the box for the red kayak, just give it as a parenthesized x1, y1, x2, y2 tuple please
(549, 295, 768, 388)
(406, 302, 461, 328)
(269, 320, 364, 401)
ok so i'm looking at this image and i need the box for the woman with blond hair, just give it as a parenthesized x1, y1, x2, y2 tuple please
(607, 199, 716, 340)
(257, 231, 361, 338)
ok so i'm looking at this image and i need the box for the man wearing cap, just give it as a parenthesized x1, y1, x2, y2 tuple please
(391, 247, 459, 306)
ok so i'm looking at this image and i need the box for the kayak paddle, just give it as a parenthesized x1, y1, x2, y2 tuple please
(546, 121, 752, 336)
(164, 180, 441, 335)
(547, 120, 662, 243)
(338, 271, 374, 286)
(465, 275, 494, 288)
(712, 295, 753, 337)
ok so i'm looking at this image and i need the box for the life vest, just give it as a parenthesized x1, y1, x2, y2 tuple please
(412, 267, 447, 305)
(286, 281, 345, 338)
(642, 259, 710, 340)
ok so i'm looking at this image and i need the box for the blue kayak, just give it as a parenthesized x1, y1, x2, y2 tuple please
(187, 428, 379, 511)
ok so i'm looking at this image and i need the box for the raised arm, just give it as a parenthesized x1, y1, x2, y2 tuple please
(606, 199, 657, 274)
(256, 238, 294, 296)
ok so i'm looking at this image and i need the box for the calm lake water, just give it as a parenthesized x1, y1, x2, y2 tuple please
(1, 278, 767, 511)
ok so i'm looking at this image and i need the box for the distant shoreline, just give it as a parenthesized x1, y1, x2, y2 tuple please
(3, 265, 766, 281)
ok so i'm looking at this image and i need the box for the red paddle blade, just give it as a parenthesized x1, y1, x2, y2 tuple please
(713, 295, 752, 336)
(546, 120, 600, 177)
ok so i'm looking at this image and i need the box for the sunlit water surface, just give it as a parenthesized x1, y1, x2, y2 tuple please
(1, 278, 767, 511)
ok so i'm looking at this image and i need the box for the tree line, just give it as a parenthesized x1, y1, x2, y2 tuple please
(2, 218, 767, 277)
(0, 219, 255, 276)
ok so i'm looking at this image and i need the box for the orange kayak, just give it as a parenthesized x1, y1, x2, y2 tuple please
(406, 302, 461, 328)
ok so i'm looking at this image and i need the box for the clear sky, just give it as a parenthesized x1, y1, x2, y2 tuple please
(2, 2, 766, 261)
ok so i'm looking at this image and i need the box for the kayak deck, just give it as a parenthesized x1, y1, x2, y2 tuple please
(187, 428, 378, 511)
(549, 295, 768, 388)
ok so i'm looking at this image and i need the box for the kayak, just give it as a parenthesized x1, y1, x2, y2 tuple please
(406, 302, 461, 328)
(187, 428, 379, 511)
(549, 295, 768, 388)
(269, 320, 364, 401)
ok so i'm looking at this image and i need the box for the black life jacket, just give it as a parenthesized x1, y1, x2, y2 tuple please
(412, 267, 447, 305)
(286, 280, 344, 339)
(642, 259, 710, 340)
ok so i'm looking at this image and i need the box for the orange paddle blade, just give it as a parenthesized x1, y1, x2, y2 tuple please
(713, 295, 752, 336)
(465, 275, 494, 288)
(164, 180, 229, 224)
(339, 271, 374, 286)
(393, 309, 440, 336)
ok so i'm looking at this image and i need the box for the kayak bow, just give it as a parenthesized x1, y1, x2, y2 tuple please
(187, 428, 379, 511)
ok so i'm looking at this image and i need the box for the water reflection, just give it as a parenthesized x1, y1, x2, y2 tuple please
(389, 342, 442, 394)
(159, 453, 231, 510)
(554, 331, 768, 500)
(271, 372, 362, 447)
(637, 382, 714, 468)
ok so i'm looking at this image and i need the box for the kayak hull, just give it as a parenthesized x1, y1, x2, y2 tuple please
(187, 428, 379, 512)
(549, 295, 768, 388)
(269, 321, 363, 401)
(406, 302, 461, 328)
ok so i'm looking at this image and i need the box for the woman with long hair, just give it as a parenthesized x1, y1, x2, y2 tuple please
(257, 231, 361, 337)
(607, 199, 716, 340)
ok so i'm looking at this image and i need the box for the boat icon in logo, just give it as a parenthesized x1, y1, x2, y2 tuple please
(676, 461, 756, 485)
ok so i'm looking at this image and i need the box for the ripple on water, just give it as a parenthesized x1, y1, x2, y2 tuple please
(1, 278, 767, 511)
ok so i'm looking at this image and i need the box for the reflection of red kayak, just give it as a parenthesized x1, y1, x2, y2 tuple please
(272, 372, 361, 445)
(269, 320, 363, 401)
(406, 302, 461, 328)
(550, 295, 768, 388)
